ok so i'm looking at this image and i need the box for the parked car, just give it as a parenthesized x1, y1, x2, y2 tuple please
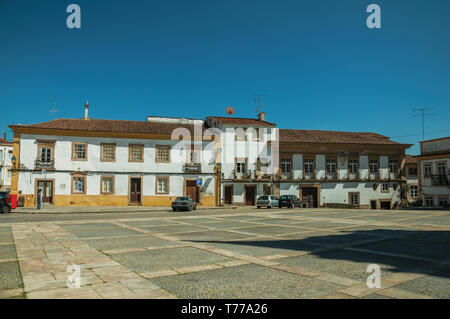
(278, 195, 302, 208)
(171, 197, 197, 212)
(257, 195, 279, 209)
(0, 193, 12, 214)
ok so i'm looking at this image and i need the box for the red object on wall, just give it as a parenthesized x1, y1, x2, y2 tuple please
(6, 194, 17, 209)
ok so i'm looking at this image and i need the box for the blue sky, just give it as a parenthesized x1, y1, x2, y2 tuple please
(1, 0, 449, 154)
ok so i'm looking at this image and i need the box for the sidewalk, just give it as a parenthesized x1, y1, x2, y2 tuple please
(13, 205, 239, 214)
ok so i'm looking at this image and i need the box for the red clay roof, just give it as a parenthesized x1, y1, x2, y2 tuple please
(279, 129, 409, 145)
(9, 118, 205, 136)
(206, 116, 276, 127)
(0, 137, 12, 145)
(405, 155, 418, 164)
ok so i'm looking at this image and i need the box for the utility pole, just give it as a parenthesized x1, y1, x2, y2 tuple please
(413, 108, 435, 141)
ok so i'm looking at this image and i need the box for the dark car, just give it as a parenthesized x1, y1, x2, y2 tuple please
(0, 193, 12, 214)
(278, 195, 302, 208)
(171, 197, 197, 212)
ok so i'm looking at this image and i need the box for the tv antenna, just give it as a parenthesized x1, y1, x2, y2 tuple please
(49, 96, 59, 120)
(413, 108, 438, 141)
(253, 94, 267, 114)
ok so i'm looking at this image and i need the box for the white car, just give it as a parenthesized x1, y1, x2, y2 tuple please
(257, 195, 279, 209)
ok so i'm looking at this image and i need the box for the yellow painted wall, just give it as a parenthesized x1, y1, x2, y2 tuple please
(20, 194, 217, 208)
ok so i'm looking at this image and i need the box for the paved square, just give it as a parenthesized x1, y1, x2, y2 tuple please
(0, 207, 449, 299)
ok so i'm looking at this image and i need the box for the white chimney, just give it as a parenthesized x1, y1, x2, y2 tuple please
(257, 111, 266, 121)
(84, 101, 89, 120)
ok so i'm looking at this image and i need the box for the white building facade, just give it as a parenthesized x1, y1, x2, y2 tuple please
(419, 137, 450, 208)
(0, 137, 13, 192)
(9, 116, 216, 207)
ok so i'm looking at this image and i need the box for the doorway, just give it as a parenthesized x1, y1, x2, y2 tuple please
(301, 187, 318, 208)
(380, 200, 391, 210)
(244, 185, 256, 206)
(129, 177, 142, 204)
(224, 185, 233, 205)
(36, 180, 53, 204)
(186, 180, 199, 203)
(370, 200, 377, 210)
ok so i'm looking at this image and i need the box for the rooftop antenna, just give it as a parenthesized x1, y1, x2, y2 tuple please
(253, 94, 267, 114)
(49, 96, 59, 120)
(413, 108, 438, 141)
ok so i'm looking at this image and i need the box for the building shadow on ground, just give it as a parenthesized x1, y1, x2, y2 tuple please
(189, 229, 450, 278)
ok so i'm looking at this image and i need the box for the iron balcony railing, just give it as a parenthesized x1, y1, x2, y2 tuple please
(431, 174, 449, 186)
(35, 159, 55, 169)
(183, 163, 201, 173)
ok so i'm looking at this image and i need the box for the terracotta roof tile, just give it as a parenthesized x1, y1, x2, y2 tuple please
(206, 116, 276, 127)
(0, 137, 12, 145)
(279, 129, 408, 145)
(9, 119, 205, 136)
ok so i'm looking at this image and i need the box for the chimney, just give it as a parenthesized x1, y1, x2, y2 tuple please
(257, 111, 266, 121)
(3, 133, 6, 141)
(84, 101, 89, 120)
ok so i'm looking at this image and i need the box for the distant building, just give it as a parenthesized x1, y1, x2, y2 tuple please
(0, 135, 13, 192)
(418, 137, 450, 208)
(404, 155, 420, 206)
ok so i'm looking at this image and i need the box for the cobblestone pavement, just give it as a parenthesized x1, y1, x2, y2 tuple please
(0, 208, 449, 299)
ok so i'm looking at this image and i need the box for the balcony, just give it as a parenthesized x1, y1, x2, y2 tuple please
(35, 159, 54, 170)
(431, 175, 449, 186)
(184, 163, 201, 174)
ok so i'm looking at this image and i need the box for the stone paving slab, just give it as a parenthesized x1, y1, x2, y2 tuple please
(153, 264, 344, 298)
(0, 261, 23, 290)
(0, 245, 17, 260)
(173, 230, 254, 242)
(140, 224, 210, 234)
(110, 246, 234, 273)
(84, 235, 178, 251)
(68, 228, 143, 238)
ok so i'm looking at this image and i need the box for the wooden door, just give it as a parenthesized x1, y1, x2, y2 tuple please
(301, 187, 317, 208)
(224, 186, 233, 204)
(37, 181, 53, 203)
(186, 180, 199, 203)
(130, 178, 142, 204)
(245, 186, 256, 206)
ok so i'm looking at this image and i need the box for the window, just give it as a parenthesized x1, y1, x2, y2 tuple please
(156, 145, 170, 163)
(304, 159, 314, 174)
(424, 163, 432, 176)
(281, 159, 292, 173)
(381, 183, 389, 192)
(129, 144, 144, 162)
(252, 128, 261, 141)
(7, 169, 11, 179)
(0, 150, 3, 161)
(101, 144, 116, 162)
(71, 174, 86, 194)
(369, 159, 378, 174)
(326, 159, 336, 174)
(349, 193, 359, 206)
(425, 197, 434, 207)
(234, 128, 246, 141)
(410, 186, 418, 198)
(236, 159, 247, 174)
(408, 167, 418, 176)
(156, 176, 169, 194)
(72, 143, 87, 161)
(437, 162, 447, 176)
(40, 148, 52, 162)
(389, 160, 398, 174)
(101, 176, 114, 194)
(439, 197, 448, 207)
(348, 159, 358, 174)
(8, 150, 12, 161)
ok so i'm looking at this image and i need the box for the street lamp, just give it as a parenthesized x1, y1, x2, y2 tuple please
(11, 156, 17, 169)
